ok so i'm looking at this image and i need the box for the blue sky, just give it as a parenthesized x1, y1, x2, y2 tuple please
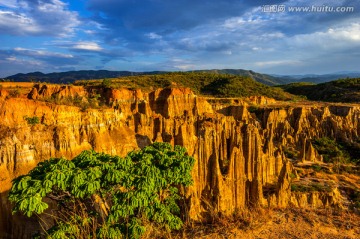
(0, 0, 359, 77)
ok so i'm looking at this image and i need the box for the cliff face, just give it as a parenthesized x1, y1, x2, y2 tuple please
(0, 85, 359, 238)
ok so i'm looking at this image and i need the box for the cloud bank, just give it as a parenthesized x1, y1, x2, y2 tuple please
(0, 0, 359, 76)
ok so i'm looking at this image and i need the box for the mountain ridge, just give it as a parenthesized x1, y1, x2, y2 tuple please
(279, 78, 360, 103)
(4, 69, 360, 87)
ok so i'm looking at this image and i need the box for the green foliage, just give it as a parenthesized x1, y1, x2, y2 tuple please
(284, 147, 299, 160)
(291, 182, 333, 193)
(150, 75, 172, 88)
(75, 72, 293, 100)
(349, 190, 360, 209)
(9, 142, 195, 239)
(339, 141, 360, 165)
(101, 79, 112, 88)
(312, 137, 360, 166)
(24, 116, 40, 125)
(6, 69, 289, 86)
(248, 106, 260, 113)
(311, 164, 322, 172)
(43, 93, 105, 111)
(279, 78, 360, 103)
(312, 137, 350, 164)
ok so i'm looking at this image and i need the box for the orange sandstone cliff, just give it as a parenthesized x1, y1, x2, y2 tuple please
(0, 84, 359, 238)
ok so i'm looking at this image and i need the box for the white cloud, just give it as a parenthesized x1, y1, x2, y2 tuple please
(0, 0, 17, 8)
(71, 42, 103, 51)
(254, 60, 301, 67)
(13, 47, 74, 58)
(290, 23, 360, 49)
(53, 41, 103, 52)
(0, 47, 83, 77)
(0, 0, 80, 37)
(84, 30, 96, 35)
(146, 32, 162, 40)
(0, 11, 40, 34)
(223, 16, 267, 29)
(5, 56, 16, 61)
(72, 42, 102, 51)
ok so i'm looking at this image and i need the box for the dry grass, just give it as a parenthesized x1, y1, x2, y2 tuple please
(162, 208, 360, 239)
(0, 82, 35, 88)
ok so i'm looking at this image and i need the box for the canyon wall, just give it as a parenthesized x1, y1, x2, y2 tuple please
(0, 84, 359, 238)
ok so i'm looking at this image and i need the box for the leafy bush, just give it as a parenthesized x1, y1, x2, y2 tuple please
(291, 183, 332, 193)
(43, 94, 105, 110)
(9, 142, 195, 239)
(284, 147, 299, 159)
(312, 137, 350, 164)
(101, 79, 112, 88)
(340, 141, 360, 165)
(24, 116, 40, 125)
(248, 106, 260, 113)
(349, 190, 360, 209)
(311, 164, 322, 172)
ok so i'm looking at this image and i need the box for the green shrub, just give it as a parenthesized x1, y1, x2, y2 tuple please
(24, 116, 40, 125)
(311, 164, 322, 172)
(340, 141, 360, 165)
(101, 79, 112, 88)
(291, 184, 307, 192)
(248, 106, 259, 113)
(291, 182, 332, 193)
(312, 137, 350, 164)
(8, 142, 195, 239)
(350, 190, 360, 209)
(284, 147, 299, 159)
(43, 95, 105, 110)
(72, 95, 83, 104)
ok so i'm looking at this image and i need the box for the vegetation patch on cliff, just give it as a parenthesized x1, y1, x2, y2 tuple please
(24, 116, 40, 125)
(312, 137, 360, 165)
(43, 94, 105, 111)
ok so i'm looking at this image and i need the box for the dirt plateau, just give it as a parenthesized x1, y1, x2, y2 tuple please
(0, 84, 359, 238)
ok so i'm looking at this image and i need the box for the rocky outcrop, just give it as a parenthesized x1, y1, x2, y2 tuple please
(28, 84, 88, 100)
(0, 85, 359, 238)
(290, 188, 343, 208)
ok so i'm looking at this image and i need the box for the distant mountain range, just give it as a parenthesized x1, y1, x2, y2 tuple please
(273, 72, 360, 84)
(3, 69, 360, 86)
(3, 70, 166, 84)
(193, 69, 287, 86)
